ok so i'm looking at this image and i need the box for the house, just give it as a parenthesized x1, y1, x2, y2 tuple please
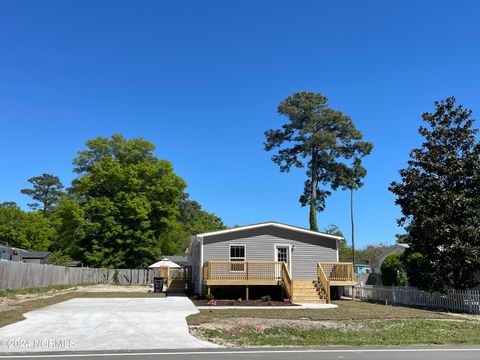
(354, 263, 372, 274)
(374, 243, 409, 273)
(188, 222, 355, 303)
(0, 243, 26, 262)
(22, 251, 52, 264)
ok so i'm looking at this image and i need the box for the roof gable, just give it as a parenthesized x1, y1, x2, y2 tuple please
(197, 222, 342, 240)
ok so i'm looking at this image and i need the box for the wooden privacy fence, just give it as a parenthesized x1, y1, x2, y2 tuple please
(349, 285, 480, 314)
(0, 260, 159, 290)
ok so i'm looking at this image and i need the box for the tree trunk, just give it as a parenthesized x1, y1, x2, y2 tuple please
(350, 188, 355, 268)
(310, 152, 318, 231)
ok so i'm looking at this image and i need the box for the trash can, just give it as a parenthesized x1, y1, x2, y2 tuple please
(153, 277, 165, 293)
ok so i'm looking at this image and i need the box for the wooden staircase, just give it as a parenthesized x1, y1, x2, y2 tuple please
(291, 280, 327, 303)
(166, 279, 186, 294)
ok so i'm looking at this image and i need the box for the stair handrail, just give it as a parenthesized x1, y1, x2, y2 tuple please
(281, 262, 293, 300)
(317, 262, 331, 304)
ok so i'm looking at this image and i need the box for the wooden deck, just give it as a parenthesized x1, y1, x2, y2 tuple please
(202, 260, 355, 303)
(317, 261, 355, 303)
(203, 261, 286, 286)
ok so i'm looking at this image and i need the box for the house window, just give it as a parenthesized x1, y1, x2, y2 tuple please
(229, 245, 246, 271)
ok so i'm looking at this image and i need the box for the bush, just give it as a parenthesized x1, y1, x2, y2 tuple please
(205, 293, 214, 301)
(113, 270, 120, 285)
(260, 295, 272, 302)
(47, 251, 72, 266)
(381, 253, 408, 286)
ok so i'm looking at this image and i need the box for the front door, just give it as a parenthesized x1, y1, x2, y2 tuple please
(275, 245, 291, 278)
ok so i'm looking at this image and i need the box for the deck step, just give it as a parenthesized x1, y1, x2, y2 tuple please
(291, 280, 326, 303)
(292, 299, 326, 304)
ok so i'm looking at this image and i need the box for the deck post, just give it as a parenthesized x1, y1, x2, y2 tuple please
(352, 286, 355, 301)
(207, 286, 211, 296)
(246, 286, 249, 301)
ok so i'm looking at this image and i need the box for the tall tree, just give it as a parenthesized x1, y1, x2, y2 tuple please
(334, 156, 373, 267)
(161, 194, 227, 255)
(389, 97, 480, 290)
(58, 134, 186, 268)
(21, 173, 64, 214)
(265, 92, 372, 231)
(0, 206, 54, 250)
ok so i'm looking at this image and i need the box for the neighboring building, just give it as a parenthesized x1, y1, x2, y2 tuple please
(374, 243, 409, 273)
(188, 222, 355, 303)
(0, 244, 52, 264)
(354, 263, 372, 274)
(0, 243, 26, 262)
(162, 255, 188, 267)
(22, 251, 52, 264)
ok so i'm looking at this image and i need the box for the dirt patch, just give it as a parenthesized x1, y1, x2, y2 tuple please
(189, 317, 363, 347)
(193, 299, 297, 307)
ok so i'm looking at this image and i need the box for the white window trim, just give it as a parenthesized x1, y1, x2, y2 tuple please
(274, 244, 292, 276)
(229, 244, 246, 272)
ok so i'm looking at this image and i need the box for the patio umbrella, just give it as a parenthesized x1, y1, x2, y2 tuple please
(148, 258, 181, 269)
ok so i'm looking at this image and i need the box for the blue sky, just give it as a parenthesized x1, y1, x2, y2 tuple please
(1, 1, 479, 248)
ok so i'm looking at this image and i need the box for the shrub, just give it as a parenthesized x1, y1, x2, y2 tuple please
(381, 253, 408, 286)
(113, 270, 120, 285)
(205, 293, 214, 301)
(260, 295, 272, 302)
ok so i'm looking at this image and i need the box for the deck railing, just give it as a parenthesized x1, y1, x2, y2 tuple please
(204, 260, 284, 281)
(317, 262, 331, 304)
(281, 262, 293, 299)
(318, 262, 354, 282)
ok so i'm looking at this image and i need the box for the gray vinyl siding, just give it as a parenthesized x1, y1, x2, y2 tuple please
(202, 226, 337, 280)
(188, 239, 202, 294)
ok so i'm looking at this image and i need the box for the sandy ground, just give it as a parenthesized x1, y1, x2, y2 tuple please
(0, 284, 150, 313)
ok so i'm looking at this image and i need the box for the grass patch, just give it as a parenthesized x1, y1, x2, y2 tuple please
(0, 291, 163, 329)
(187, 300, 459, 325)
(0, 284, 79, 298)
(196, 319, 480, 346)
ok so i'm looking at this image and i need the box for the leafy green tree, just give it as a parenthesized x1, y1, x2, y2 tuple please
(21, 173, 64, 214)
(47, 251, 72, 266)
(58, 134, 186, 268)
(401, 251, 434, 288)
(265, 92, 372, 231)
(51, 197, 86, 261)
(0, 207, 54, 250)
(354, 244, 390, 269)
(162, 194, 227, 255)
(178, 194, 226, 234)
(0, 202, 19, 209)
(381, 253, 408, 286)
(395, 233, 411, 244)
(389, 97, 480, 290)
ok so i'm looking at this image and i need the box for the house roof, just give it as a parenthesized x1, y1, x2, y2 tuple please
(196, 221, 343, 240)
(376, 243, 409, 260)
(23, 251, 51, 259)
(166, 255, 188, 265)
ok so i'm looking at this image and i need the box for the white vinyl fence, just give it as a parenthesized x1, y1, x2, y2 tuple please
(346, 285, 480, 314)
(0, 260, 159, 290)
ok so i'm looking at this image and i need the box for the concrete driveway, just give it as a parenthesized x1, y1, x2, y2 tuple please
(0, 296, 220, 352)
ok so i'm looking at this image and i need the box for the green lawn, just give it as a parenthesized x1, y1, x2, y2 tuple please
(187, 300, 458, 325)
(194, 319, 480, 346)
(188, 300, 480, 346)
